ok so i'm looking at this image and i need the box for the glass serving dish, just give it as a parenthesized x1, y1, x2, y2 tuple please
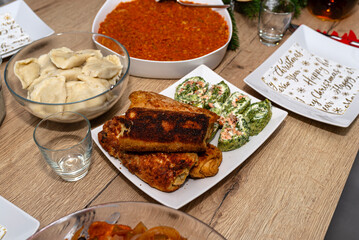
(28, 201, 226, 240)
(4, 31, 130, 122)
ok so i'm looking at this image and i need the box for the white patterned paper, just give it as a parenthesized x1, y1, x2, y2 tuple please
(0, 13, 31, 55)
(261, 42, 359, 115)
(0, 224, 6, 239)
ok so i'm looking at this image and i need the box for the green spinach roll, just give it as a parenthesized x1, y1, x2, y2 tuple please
(203, 80, 230, 115)
(174, 76, 209, 108)
(221, 92, 251, 116)
(243, 99, 272, 136)
(218, 113, 250, 151)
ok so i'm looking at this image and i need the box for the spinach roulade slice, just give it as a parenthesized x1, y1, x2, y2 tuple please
(221, 91, 251, 116)
(243, 99, 272, 136)
(174, 76, 209, 108)
(203, 80, 230, 115)
(218, 114, 250, 152)
(209, 121, 220, 141)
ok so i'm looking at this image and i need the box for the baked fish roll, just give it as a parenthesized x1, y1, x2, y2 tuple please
(221, 92, 251, 116)
(243, 99, 272, 136)
(119, 151, 198, 192)
(174, 76, 209, 108)
(99, 109, 212, 153)
(203, 80, 230, 115)
(218, 114, 250, 152)
(127, 91, 219, 150)
(129, 91, 219, 127)
(190, 144, 222, 179)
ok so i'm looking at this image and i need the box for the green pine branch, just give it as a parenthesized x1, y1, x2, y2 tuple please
(238, 0, 262, 19)
(222, 0, 240, 50)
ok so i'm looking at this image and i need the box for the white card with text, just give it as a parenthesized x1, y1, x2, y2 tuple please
(261, 42, 359, 115)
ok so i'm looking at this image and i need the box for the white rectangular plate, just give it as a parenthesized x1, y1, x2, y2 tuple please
(91, 64, 288, 209)
(244, 24, 359, 127)
(0, 196, 39, 240)
(0, 0, 54, 58)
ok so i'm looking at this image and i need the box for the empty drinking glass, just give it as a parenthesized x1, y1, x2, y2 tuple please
(258, 0, 295, 46)
(33, 111, 93, 182)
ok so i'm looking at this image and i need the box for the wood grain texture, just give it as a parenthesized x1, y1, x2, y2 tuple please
(0, 0, 358, 239)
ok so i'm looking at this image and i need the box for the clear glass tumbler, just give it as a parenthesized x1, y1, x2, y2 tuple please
(33, 111, 93, 182)
(258, 0, 295, 46)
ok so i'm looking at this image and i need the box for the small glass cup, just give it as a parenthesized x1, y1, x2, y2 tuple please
(258, 0, 295, 46)
(33, 111, 93, 182)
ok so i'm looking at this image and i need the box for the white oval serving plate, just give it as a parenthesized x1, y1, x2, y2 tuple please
(92, 0, 232, 79)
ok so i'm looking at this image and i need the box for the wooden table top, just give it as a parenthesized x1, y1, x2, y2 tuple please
(1, 0, 358, 239)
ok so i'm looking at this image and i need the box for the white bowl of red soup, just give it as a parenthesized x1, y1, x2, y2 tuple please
(92, 0, 232, 79)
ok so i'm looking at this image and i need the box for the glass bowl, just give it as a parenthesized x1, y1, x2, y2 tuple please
(28, 201, 226, 240)
(4, 32, 130, 122)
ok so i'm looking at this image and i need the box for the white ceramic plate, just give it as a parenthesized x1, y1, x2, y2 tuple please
(244, 24, 359, 127)
(0, 0, 54, 58)
(91, 64, 288, 209)
(0, 196, 40, 240)
(92, 0, 232, 79)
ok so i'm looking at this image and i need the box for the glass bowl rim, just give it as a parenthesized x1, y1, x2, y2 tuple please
(3, 31, 130, 106)
(29, 201, 226, 239)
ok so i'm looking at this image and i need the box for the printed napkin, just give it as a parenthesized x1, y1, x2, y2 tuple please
(0, 13, 31, 55)
(261, 42, 359, 115)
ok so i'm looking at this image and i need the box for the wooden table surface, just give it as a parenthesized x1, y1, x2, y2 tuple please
(1, 1, 359, 239)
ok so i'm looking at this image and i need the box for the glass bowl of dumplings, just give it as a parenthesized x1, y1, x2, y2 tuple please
(4, 31, 130, 122)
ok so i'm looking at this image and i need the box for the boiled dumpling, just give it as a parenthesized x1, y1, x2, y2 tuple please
(54, 67, 82, 81)
(37, 54, 57, 75)
(49, 47, 87, 69)
(27, 74, 52, 92)
(49, 47, 104, 70)
(82, 56, 121, 79)
(65, 81, 92, 103)
(49, 47, 76, 69)
(78, 74, 114, 101)
(102, 55, 122, 85)
(27, 75, 65, 116)
(104, 55, 122, 67)
(78, 74, 111, 89)
(76, 49, 102, 59)
(104, 55, 122, 85)
(28, 102, 64, 118)
(64, 80, 107, 112)
(14, 58, 40, 89)
(108, 74, 120, 86)
(28, 75, 66, 104)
